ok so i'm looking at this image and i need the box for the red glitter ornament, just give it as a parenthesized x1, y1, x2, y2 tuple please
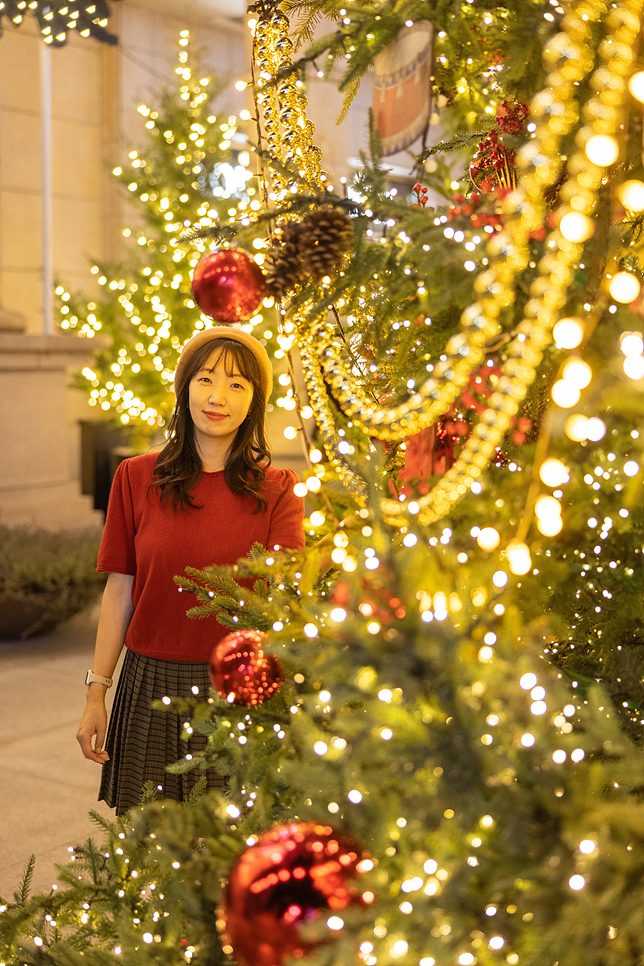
(221, 822, 370, 966)
(210, 629, 283, 706)
(191, 249, 265, 324)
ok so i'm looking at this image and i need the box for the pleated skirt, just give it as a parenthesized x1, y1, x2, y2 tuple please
(99, 649, 227, 816)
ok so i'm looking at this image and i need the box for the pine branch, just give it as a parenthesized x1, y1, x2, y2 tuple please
(88, 810, 112, 833)
(417, 129, 492, 163)
(12, 855, 35, 906)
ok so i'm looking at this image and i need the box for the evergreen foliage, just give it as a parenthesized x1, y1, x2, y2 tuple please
(5, 2, 644, 965)
(0, 527, 105, 639)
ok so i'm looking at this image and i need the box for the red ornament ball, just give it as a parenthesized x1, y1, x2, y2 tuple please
(221, 822, 370, 966)
(210, 629, 283, 706)
(191, 249, 265, 324)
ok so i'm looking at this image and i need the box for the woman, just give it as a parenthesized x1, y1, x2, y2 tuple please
(76, 327, 305, 815)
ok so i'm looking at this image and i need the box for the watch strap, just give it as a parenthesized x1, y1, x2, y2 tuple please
(85, 670, 113, 688)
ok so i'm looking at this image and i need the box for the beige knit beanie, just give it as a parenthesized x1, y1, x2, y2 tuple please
(174, 327, 273, 400)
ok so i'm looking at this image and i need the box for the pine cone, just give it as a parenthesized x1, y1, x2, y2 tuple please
(263, 222, 305, 300)
(300, 207, 354, 283)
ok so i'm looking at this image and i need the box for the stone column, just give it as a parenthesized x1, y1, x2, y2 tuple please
(0, 328, 104, 529)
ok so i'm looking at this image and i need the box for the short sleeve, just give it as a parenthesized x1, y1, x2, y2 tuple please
(96, 459, 137, 575)
(265, 468, 306, 552)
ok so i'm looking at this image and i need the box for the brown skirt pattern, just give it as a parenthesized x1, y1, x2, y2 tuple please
(99, 649, 227, 815)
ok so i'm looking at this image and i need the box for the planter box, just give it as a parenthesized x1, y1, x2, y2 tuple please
(0, 594, 62, 640)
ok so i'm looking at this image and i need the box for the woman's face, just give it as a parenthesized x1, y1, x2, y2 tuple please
(188, 350, 254, 452)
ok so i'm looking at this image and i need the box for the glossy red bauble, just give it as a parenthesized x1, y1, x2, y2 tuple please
(210, 629, 283, 706)
(191, 249, 266, 323)
(221, 822, 369, 966)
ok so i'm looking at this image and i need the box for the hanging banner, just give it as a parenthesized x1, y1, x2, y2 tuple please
(372, 21, 433, 157)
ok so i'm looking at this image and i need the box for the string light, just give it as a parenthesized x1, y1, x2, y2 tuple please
(609, 272, 641, 303)
(553, 317, 584, 349)
(584, 134, 619, 167)
(618, 179, 644, 211)
(1, 0, 121, 46)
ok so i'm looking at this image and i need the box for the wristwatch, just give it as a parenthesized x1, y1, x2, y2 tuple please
(85, 670, 113, 688)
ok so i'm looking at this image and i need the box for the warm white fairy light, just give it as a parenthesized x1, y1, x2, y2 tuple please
(553, 317, 584, 349)
(565, 414, 589, 441)
(609, 272, 640, 303)
(621, 332, 644, 356)
(585, 134, 619, 166)
(586, 418, 606, 441)
(540, 459, 569, 487)
(477, 527, 500, 551)
(507, 541, 532, 575)
(623, 355, 644, 379)
(628, 70, 644, 102)
(551, 376, 580, 408)
(559, 211, 594, 243)
(562, 358, 592, 390)
(579, 840, 596, 854)
(619, 179, 644, 211)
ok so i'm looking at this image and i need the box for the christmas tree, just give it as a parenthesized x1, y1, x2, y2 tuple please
(4, 1, 644, 965)
(56, 32, 277, 434)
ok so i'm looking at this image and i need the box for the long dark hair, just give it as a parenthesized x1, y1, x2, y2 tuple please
(151, 338, 271, 512)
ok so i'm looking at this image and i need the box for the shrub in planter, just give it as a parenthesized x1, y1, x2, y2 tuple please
(0, 527, 107, 640)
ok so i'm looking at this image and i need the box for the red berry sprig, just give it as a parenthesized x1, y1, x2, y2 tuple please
(410, 183, 434, 208)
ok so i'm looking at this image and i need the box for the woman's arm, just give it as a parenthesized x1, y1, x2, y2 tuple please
(76, 572, 134, 764)
(265, 469, 306, 552)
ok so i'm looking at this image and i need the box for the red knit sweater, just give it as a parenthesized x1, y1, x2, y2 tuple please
(97, 453, 305, 662)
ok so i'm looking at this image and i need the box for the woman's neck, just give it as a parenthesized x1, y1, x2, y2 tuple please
(197, 437, 231, 473)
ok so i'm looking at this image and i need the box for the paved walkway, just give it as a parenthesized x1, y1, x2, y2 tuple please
(0, 601, 117, 899)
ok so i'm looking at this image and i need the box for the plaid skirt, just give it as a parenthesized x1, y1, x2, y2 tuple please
(99, 649, 227, 816)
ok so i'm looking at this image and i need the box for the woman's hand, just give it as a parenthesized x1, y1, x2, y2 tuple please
(76, 685, 110, 763)
(76, 572, 134, 764)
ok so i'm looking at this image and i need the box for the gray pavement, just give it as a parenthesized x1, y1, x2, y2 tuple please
(0, 600, 118, 899)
